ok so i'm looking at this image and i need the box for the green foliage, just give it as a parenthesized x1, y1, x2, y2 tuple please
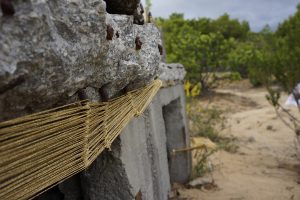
(228, 72, 242, 81)
(156, 13, 248, 91)
(187, 100, 239, 155)
(217, 136, 239, 153)
(158, 7, 300, 142)
(227, 41, 256, 77)
(266, 89, 281, 108)
(212, 71, 242, 82)
(187, 103, 225, 141)
(274, 5, 300, 92)
(145, 0, 152, 10)
(246, 5, 300, 92)
(157, 5, 300, 91)
(251, 5, 300, 140)
(193, 150, 215, 177)
(210, 14, 250, 40)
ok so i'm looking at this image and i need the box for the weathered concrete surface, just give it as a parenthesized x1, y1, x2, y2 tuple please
(43, 139, 134, 200)
(55, 66, 190, 200)
(120, 83, 191, 199)
(163, 98, 190, 184)
(160, 85, 191, 185)
(120, 106, 170, 200)
(80, 139, 134, 200)
(0, 0, 161, 122)
(103, 0, 144, 25)
(159, 63, 186, 87)
(1, 1, 190, 199)
(36, 82, 190, 200)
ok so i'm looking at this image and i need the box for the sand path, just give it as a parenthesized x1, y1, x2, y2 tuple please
(180, 85, 300, 200)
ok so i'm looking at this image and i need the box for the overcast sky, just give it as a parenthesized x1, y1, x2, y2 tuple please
(142, 0, 300, 32)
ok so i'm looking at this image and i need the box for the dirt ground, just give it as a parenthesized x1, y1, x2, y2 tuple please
(178, 80, 300, 200)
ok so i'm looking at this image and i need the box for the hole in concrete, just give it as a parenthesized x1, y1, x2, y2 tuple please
(33, 185, 64, 200)
(0, 75, 25, 95)
(135, 36, 142, 50)
(158, 44, 163, 55)
(77, 89, 87, 100)
(99, 83, 111, 102)
(162, 98, 190, 184)
(103, 0, 144, 25)
(106, 24, 114, 40)
(0, 0, 15, 16)
(103, 0, 139, 15)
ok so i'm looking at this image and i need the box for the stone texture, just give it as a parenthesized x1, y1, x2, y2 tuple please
(120, 84, 191, 199)
(55, 70, 190, 200)
(103, 0, 144, 25)
(80, 139, 134, 200)
(36, 82, 190, 200)
(0, 1, 191, 199)
(133, 3, 144, 25)
(159, 63, 186, 87)
(163, 98, 190, 184)
(120, 108, 170, 200)
(58, 176, 83, 200)
(160, 84, 191, 185)
(0, 0, 161, 122)
(50, 139, 134, 200)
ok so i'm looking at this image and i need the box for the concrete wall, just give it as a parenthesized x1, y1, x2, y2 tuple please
(120, 84, 191, 200)
(35, 76, 191, 200)
(0, 0, 191, 199)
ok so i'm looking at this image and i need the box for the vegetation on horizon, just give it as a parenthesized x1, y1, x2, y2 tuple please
(156, 5, 300, 91)
(157, 4, 300, 152)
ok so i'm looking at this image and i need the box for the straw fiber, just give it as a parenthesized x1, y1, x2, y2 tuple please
(0, 80, 162, 200)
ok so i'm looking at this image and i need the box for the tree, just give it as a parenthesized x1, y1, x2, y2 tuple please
(227, 41, 257, 78)
(145, 0, 152, 9)
(157, 14, 238, 91)
(253, 4, 300, 142)
(211, 14, 250, 40)
(274, 4, 300, 93)
(157, 6, 300, 154)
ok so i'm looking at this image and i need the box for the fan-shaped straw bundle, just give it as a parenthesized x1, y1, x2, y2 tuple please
(0, 80, 162, 200)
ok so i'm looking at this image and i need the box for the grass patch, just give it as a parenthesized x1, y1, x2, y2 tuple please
(187, 98, 240, 178)
(217, 136, 239, 153)
(187, 101, 225, 139)
(187, 98, 238, 153)
(193, 149, 216, 178)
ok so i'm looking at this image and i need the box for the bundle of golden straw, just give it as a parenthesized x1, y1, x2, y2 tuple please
(0, 80, 162, 200)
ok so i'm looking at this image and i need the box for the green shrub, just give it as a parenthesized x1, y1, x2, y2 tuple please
(229, 72, 242, 81)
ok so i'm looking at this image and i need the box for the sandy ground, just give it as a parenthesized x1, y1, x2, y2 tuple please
(177, 82, 300, 200)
